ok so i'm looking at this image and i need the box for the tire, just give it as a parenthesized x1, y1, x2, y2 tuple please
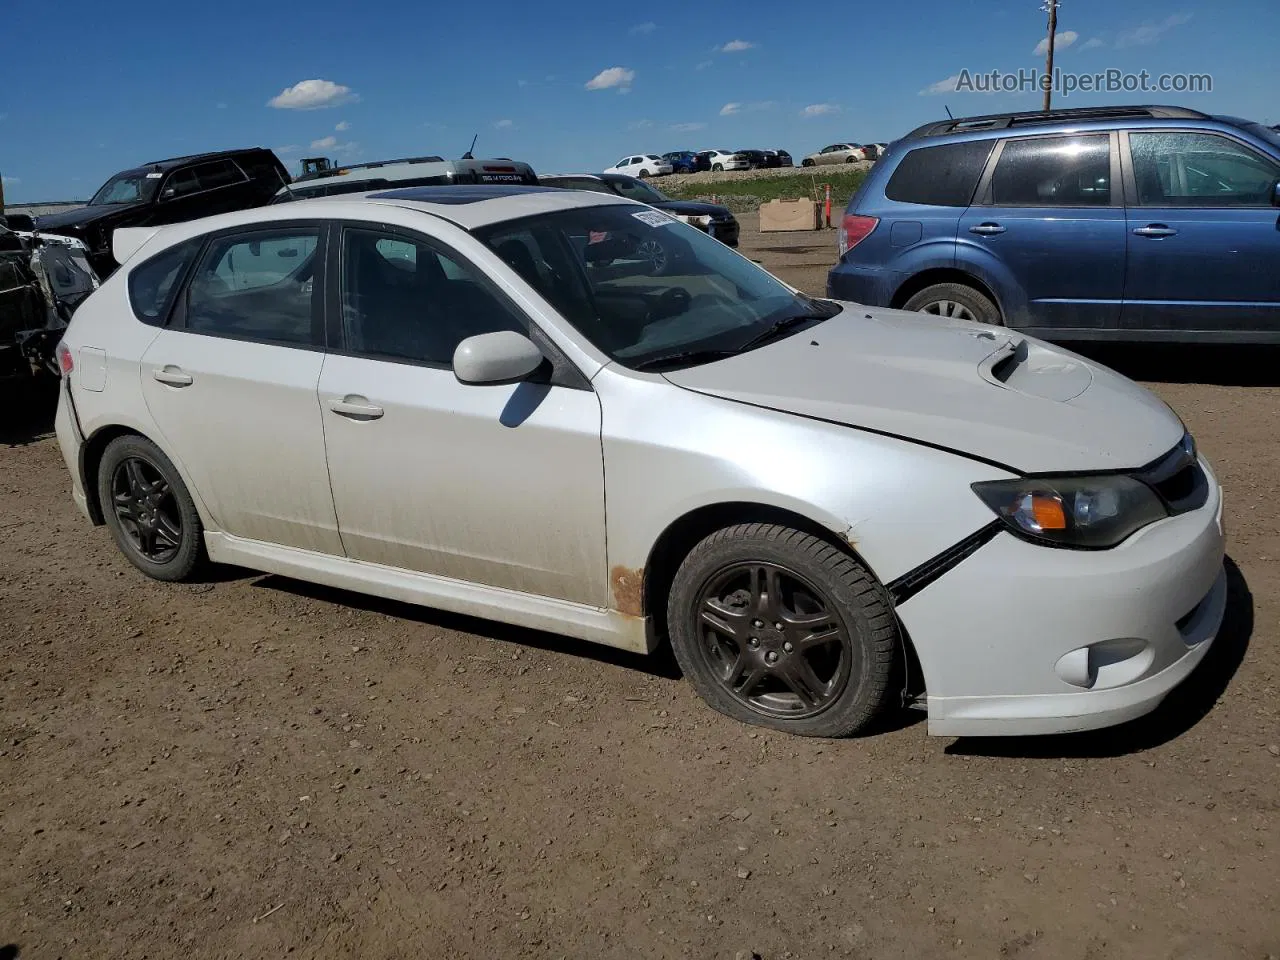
(97, 434, 205, 582)
(801, 159, 815, 167)
(638, 169, 650, 179)
(902, 282, 1002, 326)
(845, 155, 857, 163)
(712, 163, 724, 172)
(666, 523, 898, 738)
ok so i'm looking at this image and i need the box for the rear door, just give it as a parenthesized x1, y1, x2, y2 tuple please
(958, 131, 1126, 332)
(1120, 129, 1280, 335)
(139, 221, 344, 554)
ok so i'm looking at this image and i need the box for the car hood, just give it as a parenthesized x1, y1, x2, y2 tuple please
(662, 303, 1185, 473)
(655, 200, 733, 219)
(35, 203, 140, 234)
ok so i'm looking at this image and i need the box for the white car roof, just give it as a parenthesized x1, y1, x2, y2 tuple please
(112, 187, 640, 264)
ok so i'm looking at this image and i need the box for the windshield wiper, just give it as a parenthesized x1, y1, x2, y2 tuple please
(733, 311, 831, 352)
(629, 348, 742, 372)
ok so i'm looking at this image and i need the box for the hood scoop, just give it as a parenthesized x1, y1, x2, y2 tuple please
(979, 336, 1092, 402)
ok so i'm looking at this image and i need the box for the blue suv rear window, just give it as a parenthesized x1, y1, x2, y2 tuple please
(885, 141, 995, 206)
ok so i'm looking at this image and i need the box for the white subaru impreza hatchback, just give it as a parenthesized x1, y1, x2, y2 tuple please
(51, 185, 1226, 739)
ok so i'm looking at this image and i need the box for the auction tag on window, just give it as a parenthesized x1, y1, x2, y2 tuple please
(145, 172, 163, 178)
(631, 209, 675, 228)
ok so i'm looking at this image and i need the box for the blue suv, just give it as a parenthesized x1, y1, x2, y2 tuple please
(827, 105, 1280, 342)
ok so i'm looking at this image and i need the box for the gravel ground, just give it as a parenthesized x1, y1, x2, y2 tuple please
(1, 225, 1277, 960)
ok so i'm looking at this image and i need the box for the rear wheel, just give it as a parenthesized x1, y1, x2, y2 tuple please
(845, 155, 857, 163)
(638, 169, 650, 179)
(667, 523, 898, 738)
(902, 282, 1002, 326)
(801, 158, 815, 167)
(712, 163, 724, 172)
(97, 434, 205, 581)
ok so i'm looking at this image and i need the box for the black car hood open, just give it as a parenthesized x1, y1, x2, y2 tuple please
(653, 200, 733, 219)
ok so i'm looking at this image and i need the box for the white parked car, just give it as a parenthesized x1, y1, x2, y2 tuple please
(697, 150, 749, 172)
(603, 154, 672, 178)
(51, 186, 1226, 739)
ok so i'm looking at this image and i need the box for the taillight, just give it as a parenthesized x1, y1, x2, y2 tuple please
(56, 341, 74, 377)
(839, 214, 879, 256)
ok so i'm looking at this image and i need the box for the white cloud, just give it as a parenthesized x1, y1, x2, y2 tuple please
(1, 176, 19, 185)
(671, 122, 707, 132)
(721, 100, 774, 116)
(586, 66, 635, 91)
(629, 21, 656, 35)
(1033, 29, 1078, 56)
(268, 79, 358, 110)
(1082, 36, 1105, 50)
(800, 103, 840, 117)
(216, 102, 228, 110)
(920, 73, 962, 95)
(494, 119, 514, 129)
(720, 102, 742, 116)
(517, 79, 529, 87)
(1116, 12, 1192, 48)
(717, 39, 755, 53)
(627, 119, 654, 130)
(695, 60, 713, 71)
(310, 135, 338, 149)
(335, 120, 350, 131)
(274, 144, 300, 154)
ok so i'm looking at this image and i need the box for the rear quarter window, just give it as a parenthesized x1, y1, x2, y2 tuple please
(884, 140, 996, 206)
(127, 239, 200, 326)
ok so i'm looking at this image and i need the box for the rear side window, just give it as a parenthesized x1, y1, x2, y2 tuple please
(990, 134, 1111, 206)
(193, 159, 249, 191)
(885, 140, 995, 206)
(183, 228, 321, 345)
(127, 240, 199, 325)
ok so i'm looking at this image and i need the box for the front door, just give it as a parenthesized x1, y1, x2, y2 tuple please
(959, 132, 1126, 332)
(317, 223, 607, 606)
(139, 222, 344, 555)
(1121, 129, 1280, 334)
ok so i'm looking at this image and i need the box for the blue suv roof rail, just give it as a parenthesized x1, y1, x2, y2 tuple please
(902, 105, 1210, 140)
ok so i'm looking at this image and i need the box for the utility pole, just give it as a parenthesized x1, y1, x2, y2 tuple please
(1041, 0, 1060, 111)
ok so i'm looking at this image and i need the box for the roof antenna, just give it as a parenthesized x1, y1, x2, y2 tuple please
(944, 104, 954, 119)
(462, 134, 478, 160)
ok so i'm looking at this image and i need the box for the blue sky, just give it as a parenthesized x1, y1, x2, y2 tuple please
(1, 0, 1276, 202)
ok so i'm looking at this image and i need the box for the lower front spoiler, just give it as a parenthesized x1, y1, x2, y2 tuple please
(923, 565, 1227, 737)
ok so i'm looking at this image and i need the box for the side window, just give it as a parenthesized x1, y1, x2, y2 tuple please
(184, 228, 320, 345)
(885, 140, 996, 206)
(1129, 131, 1280, 206)
(340, 227, 526, 366)
(990, 135, 1111, 206)
(160, 168, 200, 201)
(564, 178, 613, 194)
(127, 239, 199, 325)
(193, 159, 249, 191)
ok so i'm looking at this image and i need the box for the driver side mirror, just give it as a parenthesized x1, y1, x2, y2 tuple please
(453, 331, 544, 385)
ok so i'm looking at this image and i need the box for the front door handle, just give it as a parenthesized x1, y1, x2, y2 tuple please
(969, 222, 1006, 236)
(152, 365, 193, 387)
(328, 395, 384, 421)
(1133, 224, 1178, 238)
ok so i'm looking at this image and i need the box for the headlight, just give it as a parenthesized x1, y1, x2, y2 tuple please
(971, 475, 1168, 549)
(672, 213, 712, 227)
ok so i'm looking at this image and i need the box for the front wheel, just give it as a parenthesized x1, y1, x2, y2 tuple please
(801, 158, 815, 167)
(97, 434, 205, 581)
(902, 282, 1002, 326)
(667, 523, 898, 738)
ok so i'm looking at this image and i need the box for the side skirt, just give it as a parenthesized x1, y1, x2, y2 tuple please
(204, 532, 654, 654)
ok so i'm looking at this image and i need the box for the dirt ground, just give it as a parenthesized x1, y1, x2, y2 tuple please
(2, 221, 1278, 960)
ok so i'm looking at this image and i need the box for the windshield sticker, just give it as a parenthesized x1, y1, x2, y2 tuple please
(145, 172, 163, 178)
(632, 209, 675, 228)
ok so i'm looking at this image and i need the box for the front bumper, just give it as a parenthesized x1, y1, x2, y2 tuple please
(898, 457, 1227, 736)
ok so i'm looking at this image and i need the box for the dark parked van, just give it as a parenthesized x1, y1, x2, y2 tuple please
(32, 148, 290, 276)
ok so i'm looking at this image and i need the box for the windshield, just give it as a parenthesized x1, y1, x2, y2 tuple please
(473, 204, 837, 369)
(611, 178, 669, 204)
(89, 172, 160, 206)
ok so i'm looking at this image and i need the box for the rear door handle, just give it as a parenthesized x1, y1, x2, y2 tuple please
(152, 365, 193, 387)
(1133, 224, 1178, 238)
(328, 395, 385, 421)
(969, 222, 1006, 236)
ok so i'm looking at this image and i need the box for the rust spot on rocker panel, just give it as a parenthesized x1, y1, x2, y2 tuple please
(610, 565, 645, 619)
